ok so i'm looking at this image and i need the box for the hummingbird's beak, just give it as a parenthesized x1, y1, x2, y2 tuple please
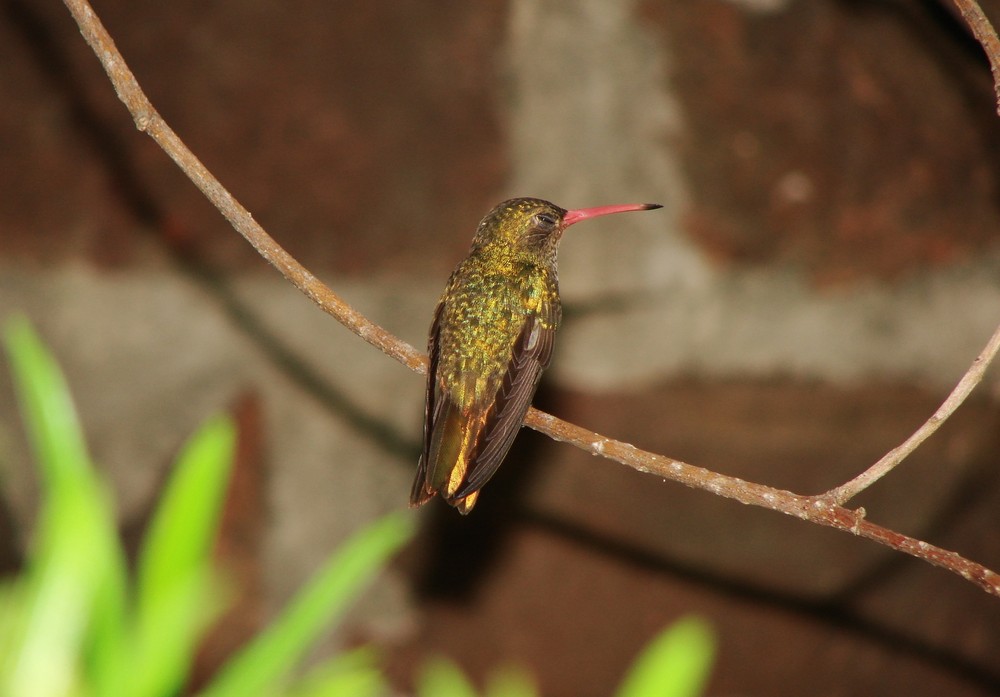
(562, 202, 662, 228)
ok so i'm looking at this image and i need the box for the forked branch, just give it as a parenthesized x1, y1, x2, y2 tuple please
(61, 0, 1000, 597)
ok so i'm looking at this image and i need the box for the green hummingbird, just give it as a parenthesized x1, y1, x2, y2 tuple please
(409, 197, 662, 514)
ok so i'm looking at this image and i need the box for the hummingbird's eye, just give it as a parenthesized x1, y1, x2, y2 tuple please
(535, 212, 557, 227)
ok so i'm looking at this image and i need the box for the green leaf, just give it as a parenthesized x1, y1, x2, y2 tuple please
(136, 414, 236, 607)
(199, 511, 414, 697)
(4, 316, 90, 491)
(285, 646, 386, 697)
(0, 317, 128, 697)
(614, 616, 715, 697)
(129, 414, 236, 696)
(485, 664, 538, 697)
(417, 657, 479, 697)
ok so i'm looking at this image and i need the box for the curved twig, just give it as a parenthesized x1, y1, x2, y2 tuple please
(61, 0, 1000, 597)
(63, 0, 424, 375)
(952, 0, 1000, 113)
(824, 321, 1000, 504)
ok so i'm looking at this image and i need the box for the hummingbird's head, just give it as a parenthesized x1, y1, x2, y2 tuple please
(471, 198, 567, 255)
(470, 197, 662, 260)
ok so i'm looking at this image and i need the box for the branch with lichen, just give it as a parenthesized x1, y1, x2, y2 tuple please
(61, 0, 1000, 597)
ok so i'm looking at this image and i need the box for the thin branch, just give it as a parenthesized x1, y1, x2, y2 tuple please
(825, 321, 1000, 504)
(952, 0, 1000, 113)
(820, 0, 1000, 503)
(526, 411, 1000, 597)
(61, 0, 424, 376)
(60, 0, 1000, 597)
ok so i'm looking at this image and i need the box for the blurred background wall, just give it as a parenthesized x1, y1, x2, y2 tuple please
(2, 0, 1000, 694)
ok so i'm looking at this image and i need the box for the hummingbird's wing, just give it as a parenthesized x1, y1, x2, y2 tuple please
(410, 298, 557, 511)
(409, 299, 447, 508)
(453, 308, 556, 498)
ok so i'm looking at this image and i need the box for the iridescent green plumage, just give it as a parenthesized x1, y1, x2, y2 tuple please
(410, 197, 660, 514)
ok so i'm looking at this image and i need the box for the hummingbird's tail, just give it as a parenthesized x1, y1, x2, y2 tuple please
(410, 396, 482, 513)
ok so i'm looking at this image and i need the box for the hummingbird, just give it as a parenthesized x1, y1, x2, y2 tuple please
(409, 197, 662, 514)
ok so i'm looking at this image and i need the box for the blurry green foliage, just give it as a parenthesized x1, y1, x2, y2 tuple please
(415, 615, 714, 697)
(0, 317, 412, 697)
(0, 317, 715, 697)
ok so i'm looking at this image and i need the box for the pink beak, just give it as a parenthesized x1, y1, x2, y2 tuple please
(562, 202, 662, 228)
